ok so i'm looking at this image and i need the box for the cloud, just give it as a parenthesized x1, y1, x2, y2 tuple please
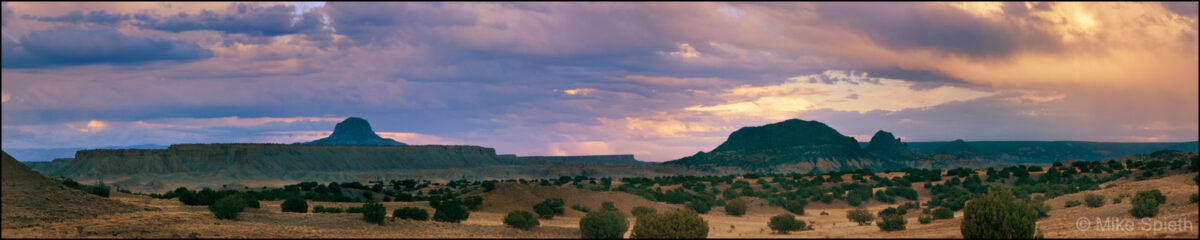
(137, 3, 325, 36)
(685, 70, 994, 120)
(562, 88, 597, 96)
(668, 43, 701, 58)
(1161, 2, 1198, 17)
(22, 10, 128, 25)
(613, 75, 723, 87)
(2, 27, 213, 68)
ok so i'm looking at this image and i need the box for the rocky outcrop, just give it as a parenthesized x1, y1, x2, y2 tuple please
(517, 155, 644, 165)
(43, 144, 507, 179)
(299, 117, 407, 146)
(667, 119, 903, 172)
(864, 130, 919, 160)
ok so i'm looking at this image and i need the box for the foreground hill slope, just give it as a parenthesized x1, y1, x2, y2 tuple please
(1, 151, 143, 228)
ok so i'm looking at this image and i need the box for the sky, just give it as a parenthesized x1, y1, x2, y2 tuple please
(2, 2, 1197, 162)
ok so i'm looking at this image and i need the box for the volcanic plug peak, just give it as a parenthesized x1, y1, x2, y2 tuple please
(301, 117, 407, 146)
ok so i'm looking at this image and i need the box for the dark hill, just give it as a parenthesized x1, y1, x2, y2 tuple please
(864, 130, 919, 160)
(667, 119, 902, 172)
(299, 117, 407, 146)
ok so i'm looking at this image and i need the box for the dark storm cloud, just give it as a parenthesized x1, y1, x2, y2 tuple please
(1162, 2, 1199, 17)
(813, 3, 1060, 58)
(137, 3, 327, 38)
(22, 10, 129, 25)
(1, 28, 212, 69)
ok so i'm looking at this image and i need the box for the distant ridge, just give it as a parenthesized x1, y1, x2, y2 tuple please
(298, 117, 407, 146)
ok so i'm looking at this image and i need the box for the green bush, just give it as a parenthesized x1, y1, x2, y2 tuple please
(534, 202, 556, 219)
(1130, 189, 1166, 218)
(1064, 200, 1081, 208)
(462, 196, 484, 211)
(433, 199, 470, 223)
(503, 210, 540, 230)
(281, 197, 308, 213)
(393, 207, 429, 221)
(572, 204, 592, 213)
(314, 206, 344, 213)
(601, 201, 618, 211)
(685, 200, 710, 214)
(1190, 193, 1198, 204)
(482, 181, 497, 192)
(580, 209, 629, 238)
(631, 206, 656, 217)
(89, 181, 111, 198)
(725, 198, 747, 216)
(918, 215, 933, 224)
(932, 207, 954, 219)
(768, 214, 806, 234)
(1084, 194, 1105, 208)
(544, 198, 565, 214)
(209, 195, 246, 220)
(847, 207, 875, 226)
(239, 194, 260, 209)
(62, 178, 81, 189)
(961, 189, 1038, 239)
(631, 209, 708, 239)
(1113, 198, 1122, 204)
(362, 201, 387, 225)
(346, 207, 365, 213)
(876, 214, 906, 231)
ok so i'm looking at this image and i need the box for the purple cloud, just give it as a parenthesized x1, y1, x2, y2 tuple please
(2, 28, 212, 68)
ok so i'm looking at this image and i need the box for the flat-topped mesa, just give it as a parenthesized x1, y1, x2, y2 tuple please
(516, 154, 644, 165)
(712, 119, 862, 153)
(48, 144, 505, 178)
(300, 117, 407, 146)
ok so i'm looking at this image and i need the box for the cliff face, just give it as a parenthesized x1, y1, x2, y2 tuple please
(516, 155, 643, 165)
(47, 144, 505, 178)
(667, 119, 902, 172)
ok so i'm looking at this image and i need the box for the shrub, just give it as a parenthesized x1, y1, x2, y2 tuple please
(462, 196, 484, 211)
(961, 189, 1038, 239)
(768, 214, 806, 234)
(601, 201, 618, 211)
(1191, 193, 1198, 204)
(281, 197, 308, 213)
(393, 207, 429, 221)
(503, 210, 540, 230)
(1113, 198, 1122, 204)
(685, 200, 711, 214)
(534, 202, 556, 219)
(932, 207, 954, 219)
(725, 198, 747, 216)
(847, 207, 875, 226)
(346, 207, 365, 213)
(362, 201, 387, 225)
(631, 209, 708, 239)
(580, 209, 629, 238)
(918, 215, 933, 224)
(780, 199, 806, 215)
(1064, 200, 1081, 208)
(433, 199, 470, 223)
(1084, 194, 1105, 208)
(876, 214, 907, 231)
(482, 181, 497, 192)
(631, 206, 656, 217)
(820, 211, 829, 215)
(209, 195, 246, 220)
(544, 198, 565, 214)
(62, 178, 81, 189)
(572, 204, 592, 213)
(239, 194, 260, 209)
(89, 181, 111, 198)
(314, 206, 344, 213)
(1130, 189, 1166, 218)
